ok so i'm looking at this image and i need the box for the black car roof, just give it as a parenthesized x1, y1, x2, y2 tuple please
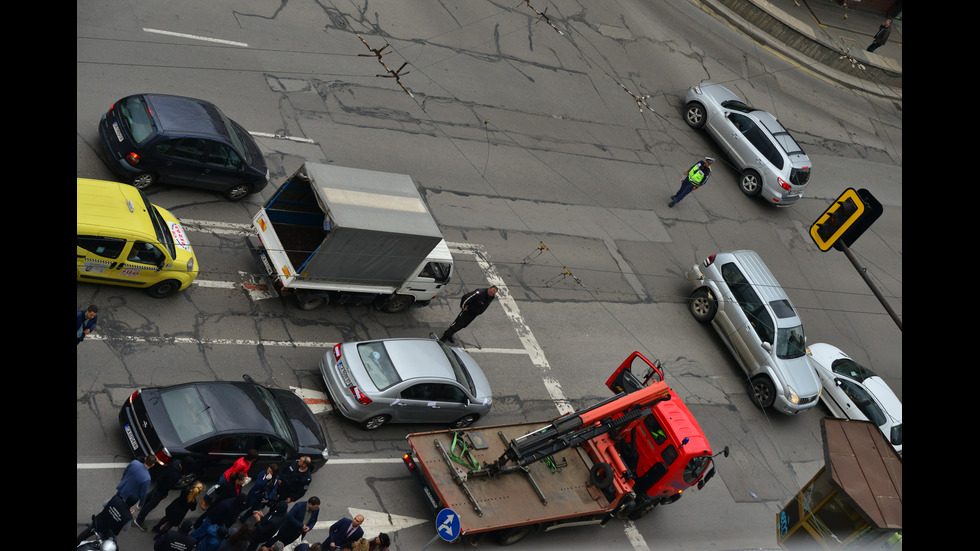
(142, 94, 233, 140)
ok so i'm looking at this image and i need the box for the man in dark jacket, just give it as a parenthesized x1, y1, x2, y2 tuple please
(154, 519, 197, 551)
(135, 458, 184, 530)
(276, 456, 313, 505)
(265, 497, 320, 548)
(440, 286, 498, 344)
(78, 494, 136, 544)
(867, 19, 892, 52)
(322, 514, 364, 550)
(77, 305, 99, 344)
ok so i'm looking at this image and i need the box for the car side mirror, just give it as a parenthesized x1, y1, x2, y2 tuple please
(761, 342, 772, 352)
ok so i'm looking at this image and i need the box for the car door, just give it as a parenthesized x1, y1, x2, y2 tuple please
(78, 235, 164, 289)
(717, 264, 759, 372)
(196, 140, 246, 191)
(723, 112, 757, 170)
(153, 137, 209, 186)
(396, 382, 469, 423)
(250, 434, 290, 474)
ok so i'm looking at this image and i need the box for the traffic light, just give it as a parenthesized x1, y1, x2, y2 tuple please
(810, 188, 865, 251)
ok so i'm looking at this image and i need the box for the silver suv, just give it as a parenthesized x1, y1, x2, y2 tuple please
(686, 250, 821, 414)
(684, 83, 811, 206)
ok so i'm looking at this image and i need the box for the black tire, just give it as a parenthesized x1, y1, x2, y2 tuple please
(751, 376, 776, 409)
(590, 462, 614, 490)
(450, 414, 479, 429)
(627, 498, 658, 520)
(147, 279, 181, 298)
(493, 525, 536, 546)
(297, 292, 327, 311)
(225, 183, 253, 201)
(384, 294, 415, 313)
(684, 102, 706, 129)
(739, 170, 763, 197)
(131, 172, 156, 190)
(359, 414, 391, 431)
(689, 289, 717, 323)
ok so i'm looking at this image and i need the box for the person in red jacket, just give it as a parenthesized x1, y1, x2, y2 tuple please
(221, 449, 259, 484)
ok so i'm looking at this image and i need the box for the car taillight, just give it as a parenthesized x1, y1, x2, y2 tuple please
(703, 254, 716, 267)
(350, 385, 372, 405)
(403, 453, 415, 470)
(154, 449, 172, 465)
(125, 152, 141, 166)
(333, 343, 342, 361)
(778, 177, 791, 191)
(107, 104, 114, 117)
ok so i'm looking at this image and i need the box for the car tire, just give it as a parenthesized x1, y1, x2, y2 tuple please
(450, 414, 479, 429)
(146, 279, 181, 298)
(689, 289, 717, 323)
(131, 172, 156, 190)
(360, 414, 391, 431)
(590, 462, 614, 490)
(684, 102, 707, 129)
(750, 376, 776, 409)
(739, 170, 763, 197)
(225, 183, 252, 201)
(493, 525, 537, 546)
(627, 498, 658, 520)
(383, 294, 415, 313)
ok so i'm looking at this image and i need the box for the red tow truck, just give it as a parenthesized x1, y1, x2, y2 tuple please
(402, 352, 728, 545)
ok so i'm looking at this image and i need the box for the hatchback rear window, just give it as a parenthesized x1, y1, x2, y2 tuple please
(790, 167, 810, 186)
(118, 96, 157, 143)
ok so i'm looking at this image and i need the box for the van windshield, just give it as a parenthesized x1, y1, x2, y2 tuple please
(776, 325, 806, 359)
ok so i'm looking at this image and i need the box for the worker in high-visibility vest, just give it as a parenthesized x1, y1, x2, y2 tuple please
(669, 157, 713, 208)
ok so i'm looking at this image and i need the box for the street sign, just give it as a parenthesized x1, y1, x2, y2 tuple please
(436, 508, 461, 542)
(810, 188, 865, 251)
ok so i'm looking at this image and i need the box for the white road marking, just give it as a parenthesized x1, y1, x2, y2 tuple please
(143, 28, 248, 48)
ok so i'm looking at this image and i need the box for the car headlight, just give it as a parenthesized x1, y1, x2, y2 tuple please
(786, 385, 800, 404)
(692, 85, 702, 95)
(186, 257, 195, 271)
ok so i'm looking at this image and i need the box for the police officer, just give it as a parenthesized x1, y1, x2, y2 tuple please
(669, 157, 713, 207)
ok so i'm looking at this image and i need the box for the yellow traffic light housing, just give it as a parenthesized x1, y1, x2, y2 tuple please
(810, 188, 865, 251)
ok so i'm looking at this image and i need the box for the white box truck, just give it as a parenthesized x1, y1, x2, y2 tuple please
(249, 162, 453, 313)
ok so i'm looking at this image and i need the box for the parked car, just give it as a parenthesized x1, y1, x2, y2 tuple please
(98, 93, 269, 201)
(684, 83, 811, 206)
(319, 336, 492, 430)
(807, 343, 902, 455)
(686, 250, 821, 414)
(118, 375, 329, 479)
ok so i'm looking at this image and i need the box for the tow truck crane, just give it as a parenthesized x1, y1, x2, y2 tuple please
(403, 352, 728, 545)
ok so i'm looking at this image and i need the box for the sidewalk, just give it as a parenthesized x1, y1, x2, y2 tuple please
(700, 0, 902, 100)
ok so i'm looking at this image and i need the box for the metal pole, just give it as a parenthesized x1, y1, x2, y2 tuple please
(837, 242, 902, 331)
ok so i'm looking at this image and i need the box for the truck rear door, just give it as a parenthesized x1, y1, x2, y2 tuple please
(252, 210, 297, 287)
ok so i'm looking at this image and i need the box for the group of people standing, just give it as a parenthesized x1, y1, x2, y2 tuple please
(79, 452, 390, 551)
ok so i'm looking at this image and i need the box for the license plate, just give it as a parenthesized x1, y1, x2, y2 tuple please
(124, 424, 139, 451)
(259, 252, 274, 275)
(112, 121, 124, 142)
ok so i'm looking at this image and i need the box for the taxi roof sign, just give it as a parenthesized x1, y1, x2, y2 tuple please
(810, 188, 865, 251)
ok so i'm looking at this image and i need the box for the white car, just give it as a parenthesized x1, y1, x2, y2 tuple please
(807, 343, 902, 455)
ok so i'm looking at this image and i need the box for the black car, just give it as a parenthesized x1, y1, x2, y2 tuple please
(119, 376, 328, 479)
(98, 94, 269, 201)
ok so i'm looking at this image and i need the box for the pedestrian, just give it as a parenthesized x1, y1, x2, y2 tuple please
(153, 481, 203, 535)
(154, 519, 197, 551)
(221, 449, 259, 484)
(246, 503, 288, 551)
(349, 538, 369, 551)
(276, 456, 313, 505)
(867, 19, 892, 52)
(78, 494, 137, 544)
(367, 533, 390, 551)
(194, 493, 248, 536)
(322, 514, 364, 550)
(134, 458, 184, 531)
(202, 471, 248, 511)
(115, 455, 156, 510)
(669, 157, 713, 208)
(218, 523, 255, 551)
(264, 496, 320, 549)
(196, 524, 230, 551)
(440, 286, 498, 344)
(77, 304, 99, 344)
(239, 464, 280, 522)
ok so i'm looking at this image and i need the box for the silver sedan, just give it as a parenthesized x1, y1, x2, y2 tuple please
(319, 336, 493, 430)
(684, 82, 812, 206)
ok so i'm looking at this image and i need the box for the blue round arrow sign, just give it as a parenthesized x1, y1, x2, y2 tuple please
(435, 508, 461, 542)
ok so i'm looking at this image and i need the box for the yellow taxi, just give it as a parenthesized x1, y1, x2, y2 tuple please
(77, 178, 198, 297)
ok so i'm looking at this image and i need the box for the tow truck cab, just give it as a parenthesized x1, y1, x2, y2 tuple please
(606, 352, 721, 512)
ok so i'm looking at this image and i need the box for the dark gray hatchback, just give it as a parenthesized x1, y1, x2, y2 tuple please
(98, 94, 269, 201)
(119, 376, 328, 479)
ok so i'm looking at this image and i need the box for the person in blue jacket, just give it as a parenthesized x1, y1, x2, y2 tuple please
(77, 305, 99, 344)
(239, 464, 281, 522)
